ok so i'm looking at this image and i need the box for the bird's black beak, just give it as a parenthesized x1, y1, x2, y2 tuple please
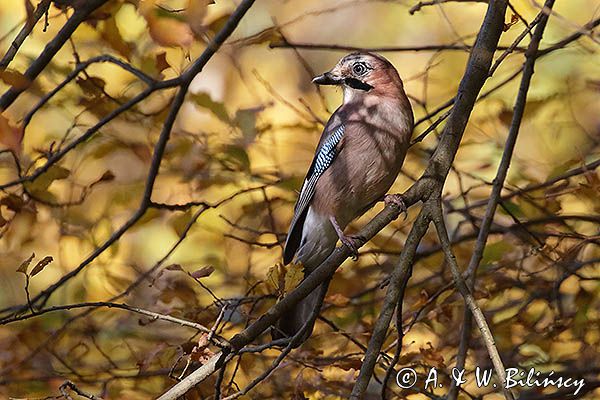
(312, 72, 342, 85)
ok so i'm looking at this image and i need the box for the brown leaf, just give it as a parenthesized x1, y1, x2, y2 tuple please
(503, 14, 519, 31)
(101, 17, 132, 59)
(17, 253, 35, 274)
(30, 256, 53, 276)
(0, 194, 25, 212)
(0, 114, 24, 154)
(165, 264, 184, 271)
(0, 70, 30, 90)
(336, 357, 362, 371)
(76, 76, 106, 97)
(190, 334, 215, 363)
(326, 293, 349, 307)
(155, 51, 170, 73)
(185, 0, 210, 36)
(190, 266, 214, 279)
(98, 170, 116, 184)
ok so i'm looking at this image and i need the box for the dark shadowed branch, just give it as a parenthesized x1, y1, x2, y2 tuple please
(448, 1, 555, 398)
(0, 0, 258, 316)
(0, 0, 110, 111)
(0, 0, 52, 69)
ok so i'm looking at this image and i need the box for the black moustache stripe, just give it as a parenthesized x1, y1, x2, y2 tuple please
(344, 78, 373, 91)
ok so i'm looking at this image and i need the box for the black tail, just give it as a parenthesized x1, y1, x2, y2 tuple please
(271, 281, 330, 345)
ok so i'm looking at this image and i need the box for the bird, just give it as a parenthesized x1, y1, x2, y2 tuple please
(273, 52, 414, 342)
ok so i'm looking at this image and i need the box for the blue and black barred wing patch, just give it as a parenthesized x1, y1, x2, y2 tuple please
(283, 123, 345, 264)
(293, 123, 345, 217)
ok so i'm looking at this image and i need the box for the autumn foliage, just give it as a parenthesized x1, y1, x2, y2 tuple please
(0, 1, 599, 399)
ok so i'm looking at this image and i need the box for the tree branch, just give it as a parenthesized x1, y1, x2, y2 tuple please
(0, 0, 110, 111)
(350, 1, 509, 398)
(448, 2, 555, 397)
(0, 0, 52, 69)
(0, 0, 258, 316)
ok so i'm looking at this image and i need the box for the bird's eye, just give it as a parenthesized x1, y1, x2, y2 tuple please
(352, 62, 368, 76)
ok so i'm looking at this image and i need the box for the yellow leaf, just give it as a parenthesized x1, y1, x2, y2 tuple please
(139, 0, 193, 47)
(101, 17, 132, 59)
(267, 263, 285, 297)
(25, 165, 70, 194)
(150, 17, 193, 47)
(284, 262, 304, 294)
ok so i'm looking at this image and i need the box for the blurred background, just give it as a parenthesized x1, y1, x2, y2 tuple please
(0, 0, 599, 398)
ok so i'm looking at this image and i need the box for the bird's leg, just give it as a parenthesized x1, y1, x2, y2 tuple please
(329, 216, 363, 260)
(383, 193, 408, 220)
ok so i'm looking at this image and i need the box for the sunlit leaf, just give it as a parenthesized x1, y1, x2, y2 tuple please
(233, 26, 284, 47)
(142, 3, 194, 48)
(0, 69, 30, 90)
(284, 262, 303, 294)
(101, 17, 132, 59)
(267, 263, 286, 297)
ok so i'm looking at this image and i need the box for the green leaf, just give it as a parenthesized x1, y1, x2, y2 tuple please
(220, 145, 250, 172)
(190, 92, 230, 123)
(499, 200, 524, 219)
(26, 165, 70, 193)
(234, 108, 260, 145)
(481, 241, 512, 267)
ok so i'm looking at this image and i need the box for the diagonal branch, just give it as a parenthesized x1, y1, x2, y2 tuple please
(448, 1, 555, 398)
(431, 203, 515, 400)
(0, 0, 110, 111)
(0, 0, 52, 69)
(0, 0, 258, 316)
(350, 1, 509, 398)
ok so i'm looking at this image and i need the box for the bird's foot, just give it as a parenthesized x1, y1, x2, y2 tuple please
(384, 193, 407, 220)
(329, 216, 364, 261)
(339, 234, 365, 261)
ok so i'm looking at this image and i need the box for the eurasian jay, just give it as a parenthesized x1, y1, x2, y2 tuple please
(273, 52, 414, 341)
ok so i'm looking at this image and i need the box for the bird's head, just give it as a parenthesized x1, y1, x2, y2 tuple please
(312, 52, 404, 98)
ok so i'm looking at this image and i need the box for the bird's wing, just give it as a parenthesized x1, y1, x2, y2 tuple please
(283, 122, 345, 264)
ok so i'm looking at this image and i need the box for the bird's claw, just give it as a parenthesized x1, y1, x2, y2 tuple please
(384, 194, 407, 220)
(340, 234, 365, 261)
